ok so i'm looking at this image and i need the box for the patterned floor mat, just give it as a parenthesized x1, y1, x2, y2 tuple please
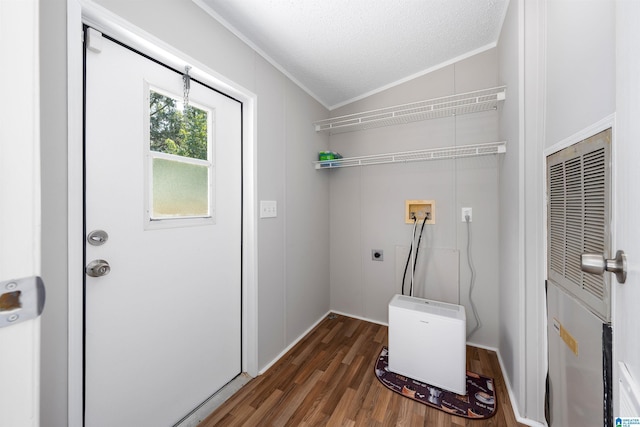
(374, 347, 496, 419)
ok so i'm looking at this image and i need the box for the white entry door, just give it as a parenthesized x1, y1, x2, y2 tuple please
(84, 30, 242, 426)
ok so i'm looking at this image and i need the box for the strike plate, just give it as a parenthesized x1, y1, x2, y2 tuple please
(0, 276, 45, 328)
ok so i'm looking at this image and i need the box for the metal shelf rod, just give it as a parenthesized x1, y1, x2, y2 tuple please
(314, 86, 506, 134)
(314, 141, 506, 170)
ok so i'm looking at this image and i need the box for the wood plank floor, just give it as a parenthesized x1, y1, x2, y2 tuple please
(201, 314, 526, 426)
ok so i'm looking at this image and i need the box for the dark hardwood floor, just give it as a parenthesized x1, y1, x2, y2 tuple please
(201, 314, 526, 426)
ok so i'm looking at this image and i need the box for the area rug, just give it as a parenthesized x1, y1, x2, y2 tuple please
(374, 347, 496, 419)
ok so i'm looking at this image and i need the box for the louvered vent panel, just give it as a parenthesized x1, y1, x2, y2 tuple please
(548, 163, 566, 274)
(582, 148, 607, 299)
(564, 157, 584, 287)
(546, 129, 611, 321)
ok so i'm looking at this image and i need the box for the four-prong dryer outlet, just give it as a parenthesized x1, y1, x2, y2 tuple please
(388, 294, 467, 395)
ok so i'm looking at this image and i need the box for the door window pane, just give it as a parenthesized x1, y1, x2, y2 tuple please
(152, 158, 209, 218)
(150, 91, 209, 160)
(148, 89, 213, 222)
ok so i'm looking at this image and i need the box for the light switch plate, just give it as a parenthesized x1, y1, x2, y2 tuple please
(260, 200, 277, 218)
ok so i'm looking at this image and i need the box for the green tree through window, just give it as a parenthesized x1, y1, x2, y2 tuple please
(150, 91, 208, 161)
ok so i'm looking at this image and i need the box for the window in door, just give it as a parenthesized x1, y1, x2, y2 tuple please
(145, 87, 214, 226)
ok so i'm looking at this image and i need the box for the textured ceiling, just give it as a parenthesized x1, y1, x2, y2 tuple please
(195, 0, 509, 109)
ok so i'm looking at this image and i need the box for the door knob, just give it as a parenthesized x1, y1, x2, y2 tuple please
(581, 250, 627, 284)
(86, 259, 111, 277)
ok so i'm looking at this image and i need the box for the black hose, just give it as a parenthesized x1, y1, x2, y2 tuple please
(401, 217, 417, 295)
(410, 217, 428, 297)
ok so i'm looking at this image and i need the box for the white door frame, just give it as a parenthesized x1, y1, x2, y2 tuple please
(0, 1, 41, 426)
(67, 1, 258, 425)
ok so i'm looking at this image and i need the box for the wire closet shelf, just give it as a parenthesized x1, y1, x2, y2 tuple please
(313, 86, 506, 134)
(314, 141, 506, 169)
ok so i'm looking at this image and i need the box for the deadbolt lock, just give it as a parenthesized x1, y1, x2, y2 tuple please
(87, 230, 109, 246)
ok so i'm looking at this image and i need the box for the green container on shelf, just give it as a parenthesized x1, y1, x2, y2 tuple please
(318, 151, 335, 161)
(318, 151, 342, 161)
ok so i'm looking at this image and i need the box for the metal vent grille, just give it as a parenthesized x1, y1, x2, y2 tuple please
(548, 163, 566, 275)
(546, 129, 611, 320)
(583, 148, 607, 299)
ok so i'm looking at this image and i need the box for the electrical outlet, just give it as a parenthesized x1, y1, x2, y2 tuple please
(462, 207, 472, 222)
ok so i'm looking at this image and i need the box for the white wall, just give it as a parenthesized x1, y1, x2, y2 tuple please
(328, 49, 502, 349)
(283, 78, 331, 344)
(40, 1, 330, 425)
(497, 0, 524, 416)
(545, 0, 616, 147)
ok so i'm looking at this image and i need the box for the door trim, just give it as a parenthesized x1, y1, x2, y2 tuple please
(67, 1, 259, 425)
(0, 0, 42, 425)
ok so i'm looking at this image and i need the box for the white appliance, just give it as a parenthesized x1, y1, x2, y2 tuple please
(388, 294, 466, 395)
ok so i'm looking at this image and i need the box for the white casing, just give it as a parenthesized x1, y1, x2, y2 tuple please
(388, 294, 467, 395)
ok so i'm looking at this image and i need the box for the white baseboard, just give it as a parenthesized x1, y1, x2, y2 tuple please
(493, 346, 547, 427)
(329, 310, 388, 327)
(257, 310, 332, 375)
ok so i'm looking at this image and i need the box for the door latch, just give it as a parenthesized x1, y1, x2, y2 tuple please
(0, 276, 45, 328)
(86, 259, 111, 277)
